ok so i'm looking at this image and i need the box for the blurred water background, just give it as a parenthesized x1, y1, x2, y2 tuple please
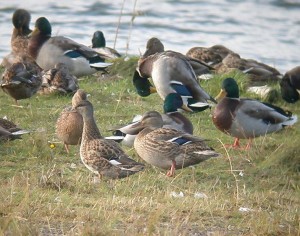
(0, 0, 299, 73)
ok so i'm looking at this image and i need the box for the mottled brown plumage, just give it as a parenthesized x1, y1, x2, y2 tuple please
(1, 55, 42, 105)
(123, 111, 219, 177)
(55, 89, 87, 153)
(74, 99, 144, 179)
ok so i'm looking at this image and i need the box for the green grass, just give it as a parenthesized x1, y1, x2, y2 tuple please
(0, 58, 299, 235)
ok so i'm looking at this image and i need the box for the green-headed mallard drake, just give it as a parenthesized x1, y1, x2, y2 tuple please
(136, 38, 216, 110)
(280, 66, 300, 103)
(120, 110, 219, 177)
(2, 9, 32, 68)
(132, 70, 157, 97)
(91, 31, 121, 59)
(55, 89, 87, 153)
(1, 55, 42, 105)
(74, 98, 144, 179)
(40, 62, 79, 95)
(212, 77, 297, 149)
(109, 92, 195, 147)
(28, 17, 112, 77)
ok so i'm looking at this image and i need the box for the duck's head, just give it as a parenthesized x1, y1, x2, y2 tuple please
(132, 70, 156, 97)
(12, 9, 31, 32)
(215, 77, 239, 101)
(280, 77, 299, 103)
(72, 89, 88, 108)
(142, 37, 164, 58)
(31, 17, 52, 37)
(121, 111, 163, 135)
(73, 99, 93, 119)
(92, 30, 106, 48)
(164, 93, 193, 113)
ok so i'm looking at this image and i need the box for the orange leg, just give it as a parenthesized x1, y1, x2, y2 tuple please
(224, 138, 240, 149)
(64, 143, 70, 154)
(166, 160, 176, 177)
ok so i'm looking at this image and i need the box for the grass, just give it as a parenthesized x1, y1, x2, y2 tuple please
(0, 58, 299, 235)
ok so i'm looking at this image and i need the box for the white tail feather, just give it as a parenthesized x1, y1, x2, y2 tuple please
(90, 62, 113, 68)
(283, 115, 298, 126)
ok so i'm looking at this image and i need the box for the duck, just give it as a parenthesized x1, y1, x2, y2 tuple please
(142, 37, 213, 76)
(109, 92, 195, 147)
(39, 62, 79, 95)
(0, 117, 30, 141)
(1, 55, 42, 105)
(280, 66, 300, 103)
(120, 111, 219, 177)
(91, 30, 121, 59)
(136, 38, 216, 110)
(212, 77, 297, 149)
(28, 17, 112, 77)
(73, 98, 144, 179)
(55, 89, 87, 153)
(2, 9, 32, 68)
(132, 70, 157, 97)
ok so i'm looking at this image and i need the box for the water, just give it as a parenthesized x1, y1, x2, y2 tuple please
(0, 0, 299, 73)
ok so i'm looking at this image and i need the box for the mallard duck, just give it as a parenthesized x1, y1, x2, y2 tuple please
(132, 70, 157, 97)
(215, 53, 281, 81)
(186, 46, 223, 66)
(55, 89, 87, 153)
(136, 38, 216, 109)
(142, 37, 213, 76)
(212, 78, 297, 149)
(91, 31, 121, 59)
(2, 9, 32, 68)
(1, 55, 42, 105)
(73, 99, 144, 179)
(109, 92, 195, 147)
(39, 62, 79, 95)
(280, 66, 300, 103)
(120, 111, 219, 177)
(0, 117, 30, 141)
(28, 17, 112, 77)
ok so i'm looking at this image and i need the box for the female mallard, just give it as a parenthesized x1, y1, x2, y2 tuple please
(212, 77, 297, 149)
(121, 111, 219, 177)
(280, 66, 300, 103)
(74, 99, 144, 179)
(40, 62, 79, 95)
(2, 9, 32, 68)
(28, 17, 112, 77)
(136, 38, 216, 110)
(0, 117, 29, 141)
(108, 93, 194, 147)
(55, 89, 87, 153)
(1, 55, 42, 105)
(91, 31, 121, 59)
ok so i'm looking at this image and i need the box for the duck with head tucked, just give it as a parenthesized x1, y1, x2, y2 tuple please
(28, 17, 112, 77)
(280, 66, 300, 103)
(1, 55, 42, 105)
(135, 37, 216, 111)
(74, 98, 144, 179)
(212, 77, 297, 149)
(121, 110, 219, 177)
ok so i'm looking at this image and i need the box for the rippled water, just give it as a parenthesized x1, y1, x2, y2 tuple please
(0, 0, 299, 73)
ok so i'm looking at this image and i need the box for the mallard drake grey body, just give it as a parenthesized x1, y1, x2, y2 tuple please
(212, 78, 297, 149)
(136, 38, 216, 108)
(28, 17, 112, 77)
(74, 99, 144, 179)
(122, 111, 219, 177)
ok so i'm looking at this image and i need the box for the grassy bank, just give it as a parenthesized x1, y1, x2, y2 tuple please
(0, 58, 299, 235)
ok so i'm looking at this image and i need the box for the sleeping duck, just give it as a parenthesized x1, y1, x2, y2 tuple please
(280, 66, 300, 103)
(212, 77, 297, 149)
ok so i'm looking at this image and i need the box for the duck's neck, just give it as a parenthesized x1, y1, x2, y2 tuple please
(28, 34, 50, 59)
(82, 116, 103, 141)
(138, 54, 158, 77)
